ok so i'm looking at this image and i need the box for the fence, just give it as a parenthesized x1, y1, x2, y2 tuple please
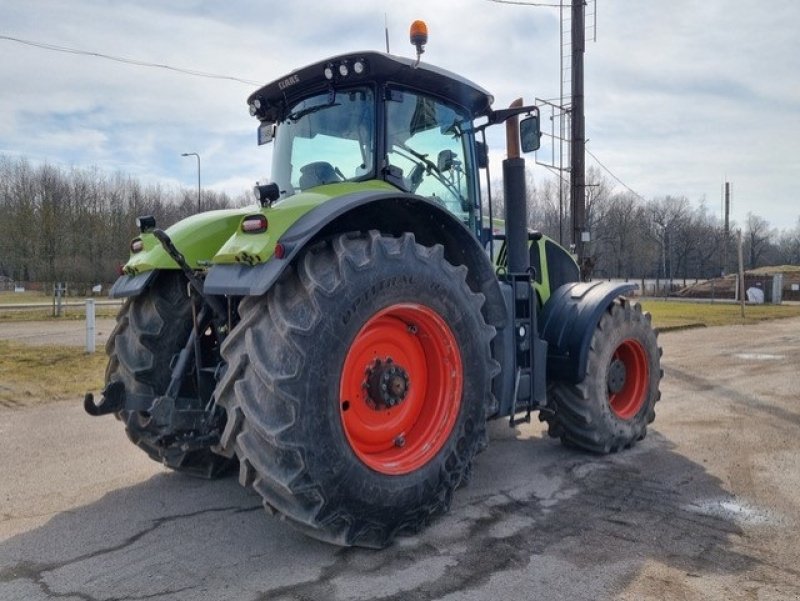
(0, 299, 117, 352)
(0, 299, 122, 318)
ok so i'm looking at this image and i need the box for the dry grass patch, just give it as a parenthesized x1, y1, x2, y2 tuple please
(641, 300, 800, 330)
(0, 340, 106, 408)
(0, 307, 119, 322)
(0, 291, 51, 304)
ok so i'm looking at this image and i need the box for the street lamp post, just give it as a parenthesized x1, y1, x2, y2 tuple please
(181, 152, 201, 212)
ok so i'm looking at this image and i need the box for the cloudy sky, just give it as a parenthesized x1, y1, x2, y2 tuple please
(1, 0, 798, 230)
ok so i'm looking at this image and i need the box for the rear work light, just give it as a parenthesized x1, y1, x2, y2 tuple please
(241, 214, 268, 234)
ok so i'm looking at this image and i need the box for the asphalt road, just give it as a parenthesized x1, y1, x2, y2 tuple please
(1, 318, 799, 601)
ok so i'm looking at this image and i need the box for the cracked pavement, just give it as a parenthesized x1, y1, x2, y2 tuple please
(1, 318, 799, 600)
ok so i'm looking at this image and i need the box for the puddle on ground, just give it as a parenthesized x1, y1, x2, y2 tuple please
(733, 353, 785, 361)
(683, 498, 775, 525)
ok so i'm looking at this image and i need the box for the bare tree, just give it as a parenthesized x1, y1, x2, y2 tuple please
(647, 196, 690, 287)
(744, 212, 775, 269)
(776, 218, 800, 265)
(0, 154, 240, 288)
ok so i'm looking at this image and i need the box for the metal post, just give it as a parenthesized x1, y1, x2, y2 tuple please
(181, 152, 201, 212)
(85, 298, 96, 353)
(737, 230, 745, 318)
(54, 282, 63, 317)
(559, 0, 565, 246)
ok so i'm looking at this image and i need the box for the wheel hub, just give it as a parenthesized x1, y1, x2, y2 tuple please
(607, 358, 627, 395)
(364, 358, 410, 410)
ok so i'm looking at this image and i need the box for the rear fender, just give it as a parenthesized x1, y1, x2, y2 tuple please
(203, 191, 507, 329)
(539, 281, 637, 383)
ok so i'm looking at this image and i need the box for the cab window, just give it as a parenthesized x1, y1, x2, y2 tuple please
(271, 87, 375, 198)
(385, 90, 474, 222)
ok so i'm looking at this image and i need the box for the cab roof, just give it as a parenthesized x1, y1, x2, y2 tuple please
(248, 51, 494, 123)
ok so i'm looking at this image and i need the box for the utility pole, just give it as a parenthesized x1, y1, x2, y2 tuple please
(737, 229, 745, 318)
(570, 0, 587, 267)
(722, 181, 731, 275)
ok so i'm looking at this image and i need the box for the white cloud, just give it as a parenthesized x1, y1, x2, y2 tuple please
(0, 0, 798, 229)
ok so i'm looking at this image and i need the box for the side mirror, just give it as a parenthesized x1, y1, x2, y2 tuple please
(258, 122, 276, 145)
(437, 149, 457, 172)
(475, 141, 489, 169)
(520, 115, 541, 153)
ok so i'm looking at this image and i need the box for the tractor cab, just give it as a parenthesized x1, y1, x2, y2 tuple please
(248, 51, 535, 234)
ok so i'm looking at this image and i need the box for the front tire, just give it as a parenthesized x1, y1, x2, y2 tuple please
(544, 298, 662, 453)
(215, 232, 496, 547)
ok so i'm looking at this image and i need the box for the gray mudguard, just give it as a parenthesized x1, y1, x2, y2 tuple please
(108, 270, 157, 299)
(539, 280, 637, 383)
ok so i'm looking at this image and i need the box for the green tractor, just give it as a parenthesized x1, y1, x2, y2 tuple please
(85, 25, 661, 548)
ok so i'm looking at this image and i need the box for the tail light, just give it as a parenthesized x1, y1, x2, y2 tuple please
(241, 214, 268, 234)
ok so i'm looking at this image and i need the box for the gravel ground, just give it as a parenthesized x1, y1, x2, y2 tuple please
(0, 318, 798, 600)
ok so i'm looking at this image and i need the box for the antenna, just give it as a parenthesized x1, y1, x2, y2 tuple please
(385, 14, 390, 53)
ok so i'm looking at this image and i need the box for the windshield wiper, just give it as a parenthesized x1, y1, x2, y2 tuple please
(288, 102, 340, 122)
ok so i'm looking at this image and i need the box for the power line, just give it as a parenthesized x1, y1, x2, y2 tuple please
(0, 34, 260, 86)
(585, 147, 648, 202)
(486, 0, 562, 7)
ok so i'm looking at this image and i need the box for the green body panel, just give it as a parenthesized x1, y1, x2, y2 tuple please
(532, 237, 551, 303)
(124, 208, 253, 275)
(212, 180, 396, 265)
(122, 180, 396, 275)
(492, 234, 577, 306)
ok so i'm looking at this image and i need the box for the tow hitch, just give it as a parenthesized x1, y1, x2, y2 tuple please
(84, 383, 224, 452)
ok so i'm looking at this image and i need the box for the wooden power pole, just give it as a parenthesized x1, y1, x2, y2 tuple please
(570, 0, 587, 267)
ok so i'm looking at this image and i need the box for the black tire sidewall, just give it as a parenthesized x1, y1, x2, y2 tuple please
(287, 242, 488, 518)
(584, 306, 660, 442)
(106, 270, 232, 476)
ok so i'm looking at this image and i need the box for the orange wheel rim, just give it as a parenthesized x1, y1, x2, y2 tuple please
(339, 304, 462, 475)
(607, 338, 649, 419)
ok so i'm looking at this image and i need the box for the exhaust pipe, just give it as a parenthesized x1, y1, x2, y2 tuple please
(503, 98, 529, 275)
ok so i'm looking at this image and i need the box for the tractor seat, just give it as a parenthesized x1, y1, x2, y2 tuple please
(299, 162, 339, 190)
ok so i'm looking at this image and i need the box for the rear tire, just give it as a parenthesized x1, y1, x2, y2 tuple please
(544, 298, 662, 453)
(105, 271, 233, 478)
(214, 232, 496, 547)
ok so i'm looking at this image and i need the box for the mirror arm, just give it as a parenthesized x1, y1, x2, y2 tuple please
(485, 104, 539, 127)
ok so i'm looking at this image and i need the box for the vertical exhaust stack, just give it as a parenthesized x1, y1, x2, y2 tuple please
(500, 97, 547, 424)
(503, 98, 529, 275)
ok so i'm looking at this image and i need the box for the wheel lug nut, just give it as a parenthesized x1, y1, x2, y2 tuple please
(394, 435, 405, 447)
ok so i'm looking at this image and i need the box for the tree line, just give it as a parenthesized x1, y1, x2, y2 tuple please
(0, 155, 248, 291)
(1, 155, 798, 292)
(489, 166, 800, 283)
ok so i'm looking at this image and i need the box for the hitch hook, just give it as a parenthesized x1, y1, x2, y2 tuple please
(83, 380, 125, 416)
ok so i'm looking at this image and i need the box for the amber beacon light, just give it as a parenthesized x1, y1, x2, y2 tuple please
(409, 20, 428, 66)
